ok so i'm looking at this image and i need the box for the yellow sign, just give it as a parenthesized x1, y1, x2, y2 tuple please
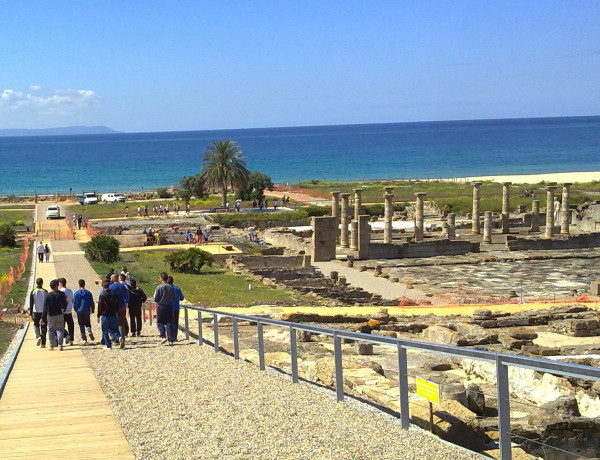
(416, 377, 440, 405)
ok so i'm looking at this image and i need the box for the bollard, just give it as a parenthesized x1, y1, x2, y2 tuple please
(397, 343, 410, 429)
(184, 308, 189, 340)
(213, 313, 219, 352)
(258, 322, 265, 370)
(334, 334, 344, 401)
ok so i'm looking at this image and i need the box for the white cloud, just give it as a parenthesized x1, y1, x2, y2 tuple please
(0, 87, 100, 127)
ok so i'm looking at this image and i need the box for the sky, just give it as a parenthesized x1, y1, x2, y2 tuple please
(1, 1, 599, 133)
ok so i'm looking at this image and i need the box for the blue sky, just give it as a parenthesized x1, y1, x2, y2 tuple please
(1, 1, 599, 132)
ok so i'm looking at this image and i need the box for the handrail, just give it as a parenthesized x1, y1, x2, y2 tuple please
(145, 302, 600, 460)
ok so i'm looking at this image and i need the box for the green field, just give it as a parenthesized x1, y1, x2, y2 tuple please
(87, 248, 301, 306)
(0, 209, 34, 228)
(0, 322, 19, 359)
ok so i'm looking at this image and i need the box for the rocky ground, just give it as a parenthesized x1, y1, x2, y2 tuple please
(82, 334, 482, 460)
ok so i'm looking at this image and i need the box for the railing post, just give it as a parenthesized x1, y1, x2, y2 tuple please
(233, 317, 239, 359)
(497, 356, 512, 460)
(213, 313, 219, 352)
(184, 308, 189, 340)
(149, 302, 153, 326)
(197, 311, 202, 345)
(142, 301, 146, 323)
(333, 333, 344, 401)
(257, 321, 265, 370)
(397, 342, 410, 429)
(290, 325, 298, 383)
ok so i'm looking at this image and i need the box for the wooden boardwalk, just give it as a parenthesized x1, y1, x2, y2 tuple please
(0, 209, 134, 459)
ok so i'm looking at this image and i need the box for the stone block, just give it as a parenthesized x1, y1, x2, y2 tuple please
(337, 276, 346, 286)
(356, 343, 374, 355)
(590, 280, 600, 296)
(509, 329, 538, 340)
(466, 383, 486, 416)
(296, 330, 313, 342)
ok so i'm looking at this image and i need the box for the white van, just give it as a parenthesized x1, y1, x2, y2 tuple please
(101, 193, 126, 203)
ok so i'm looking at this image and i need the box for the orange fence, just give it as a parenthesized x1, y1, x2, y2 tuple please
(0, 239, 30, 307)
(86, 220, 100, 236)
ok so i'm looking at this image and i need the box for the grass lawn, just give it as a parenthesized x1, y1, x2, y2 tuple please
(0, 209, 34, 228)
(1, 241, 33, 309)
(67, 195, 246, 220)
(0, 322, 19, 359)
(86, 249, 300, 306)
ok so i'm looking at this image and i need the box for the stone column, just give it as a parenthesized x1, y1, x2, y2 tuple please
(311, 216, 337, 262)
(350, 219, 358, 250)
(483, 211, 492, 244)
(561, 183, 571, 235)
(357, 215, 371, 259)
(545, 186, 557, 238)
(447, 213, 456, 239)
(331, 191, 341, 240)
(501, 182, 511, 234)
(472, 182, 482, 234)
(383, 187, 394, 244)
(340, 193, 350, 248)
(531, 200, 540, 232)
(414, 192, 426, 242)
(353, 188, 363, 221)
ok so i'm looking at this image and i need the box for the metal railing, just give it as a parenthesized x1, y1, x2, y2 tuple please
(141, 301, 600, 460)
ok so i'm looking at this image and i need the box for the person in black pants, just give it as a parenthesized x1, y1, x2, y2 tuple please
(127, 280, 147, 337)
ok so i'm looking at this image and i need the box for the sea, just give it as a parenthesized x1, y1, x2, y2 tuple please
(1, 116, 599, 196)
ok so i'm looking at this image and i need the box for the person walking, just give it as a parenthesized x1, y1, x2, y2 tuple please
(97, 280, 124, 349)
(154, 272, 175, 345)
(42, 279, 67, 351)
(127, 280, 147, 337)
(137, 206, 141, 217)
(109, 274, 130, 339)
(29, 278, 48, 348)
(36, 242, 45, 263)
(167, 276, 184, 342)
(58, 278, 75, 346)
(44, 243, 51, 263)
(73, 279, 96, 344)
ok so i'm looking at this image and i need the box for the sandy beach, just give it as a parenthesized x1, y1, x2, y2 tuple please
(463, 170, 600, 184)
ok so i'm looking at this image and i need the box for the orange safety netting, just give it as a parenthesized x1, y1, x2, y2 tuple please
(0, 239, 29, 307)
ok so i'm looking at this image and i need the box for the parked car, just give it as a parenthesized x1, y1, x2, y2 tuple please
(45, 205, 61, 219)
(101, 193, 126, 203)
(77, 192, 98, 205)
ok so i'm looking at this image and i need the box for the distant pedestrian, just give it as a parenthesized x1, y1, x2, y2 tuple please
(44, 243, 50, 263)
(77, 215, 83, 229)
(97, 280, 124, 349)
(154, 272, 176, 345)
(167, 276, 184, 342)
(73, 279, 95, 344)
(43, 279, 67, 351)
(127, 280, 147, 337)
(59, 278, 75, 346)
(37, 242, 45, 263)
(285, 196, 290, 206)
(153, 205, 158, 216)
(248, 226, 255, 242)
(30, 278, 48, 348)
(195, 227, 203, 244)
(124, 206, 129, 218)
(252, 200, 257, 210)
(185, 203, 190, 214)
(110, 274, 130, 339)
(273, 199, 278, 210)
(235, 200, 241, 212)
(144, 205, 148, 217)
(137, 206, 141, 217)
(264, 199, 269, 209)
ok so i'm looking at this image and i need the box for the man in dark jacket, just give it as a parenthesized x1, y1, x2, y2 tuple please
(97, 280, 124, 349)
(42, 279, 67, 351)
(127, 280, 147, 337)
(154, 272, 175, 345)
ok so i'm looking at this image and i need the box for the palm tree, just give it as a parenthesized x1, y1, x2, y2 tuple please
(201, 140, 250, 207)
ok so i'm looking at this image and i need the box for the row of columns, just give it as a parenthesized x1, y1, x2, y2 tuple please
(472, 181, 572, 239)
(331, 181, 573, 248)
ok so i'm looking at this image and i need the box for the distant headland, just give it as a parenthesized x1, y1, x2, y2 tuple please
(0, 126, 120, 137)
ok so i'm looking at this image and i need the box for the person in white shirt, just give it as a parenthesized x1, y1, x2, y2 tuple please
(58, 278, 75, 346)
(36, 242, 45, 263)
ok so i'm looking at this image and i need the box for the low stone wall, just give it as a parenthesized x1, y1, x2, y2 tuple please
(224, 219, 310, 229)
(368, 239, 477, 259)
(261, 229, 309, 254)
(506, 233, 600, 251)
(226, 254, 308, 270)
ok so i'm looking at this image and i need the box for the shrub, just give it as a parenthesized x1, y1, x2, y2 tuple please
(84, 234, 120, 263)
(156, 187, 172, 199)
(0, 223, 16, 247)
(304, 205, 331, 217)
(164, 248, 214, 274)
(14, 220, 24, 226)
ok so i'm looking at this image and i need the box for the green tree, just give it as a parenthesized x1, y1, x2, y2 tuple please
(236, 171, 274, 201)
(201, 140, 250, 207)
(178, 174, 208, 204)
(0, 223, 16, 247)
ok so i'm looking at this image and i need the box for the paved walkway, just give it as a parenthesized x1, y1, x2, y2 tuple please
(0, 206, 134, 459)
(314, 260, 428, 300)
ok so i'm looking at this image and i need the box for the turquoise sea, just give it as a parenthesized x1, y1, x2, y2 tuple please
(0, 116, 599, 196)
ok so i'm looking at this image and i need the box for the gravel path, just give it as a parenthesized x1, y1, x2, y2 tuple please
(82, 337, 482, 460)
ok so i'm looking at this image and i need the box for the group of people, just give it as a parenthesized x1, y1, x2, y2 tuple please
(123, 203, 191, 219)
(250, 195, 292, 211)
(70, 214, 84, 230)
(186, 227, 209, 244)
(36, 242, 51, 263)
(29, 266, 185, 350)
